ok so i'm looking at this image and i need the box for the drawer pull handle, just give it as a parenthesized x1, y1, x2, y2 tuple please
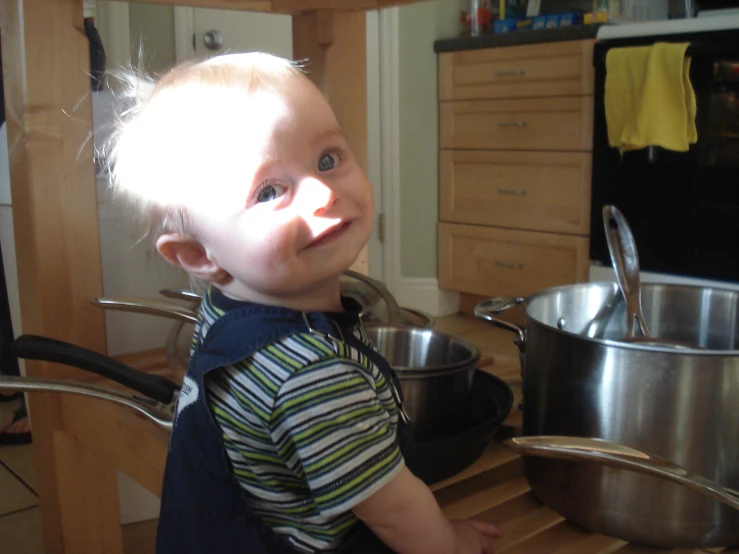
(498, 188, 526, 196)
(495, 261, 524, 270)
(496, 70, 525, 76)
(498, 120, 528, 128)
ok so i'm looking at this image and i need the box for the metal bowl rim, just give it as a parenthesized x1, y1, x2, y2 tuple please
(523, 281, 739, 355)
(363, 325, 482, 373)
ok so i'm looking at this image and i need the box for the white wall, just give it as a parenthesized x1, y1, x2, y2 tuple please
(397, 0, 464, 279)
(390, 1, 465, 316)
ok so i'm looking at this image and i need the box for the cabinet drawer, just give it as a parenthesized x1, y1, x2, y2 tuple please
(440, 150, 591, 235)
(439, 40, 594, 101)
(438, 223, 590, 298)
(440, 96, 593, 151)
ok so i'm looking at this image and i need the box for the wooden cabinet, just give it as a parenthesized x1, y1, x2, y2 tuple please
(438, 40, 594, 299)
(439, 150, 591, 235)
(439, 224, 590, 298)
(438, 40, 595, 101)
(439, 96, 594, 151)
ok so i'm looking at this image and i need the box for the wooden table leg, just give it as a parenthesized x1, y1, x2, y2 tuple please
(0, 1, 109, 551)
(53, 430, 124, 554)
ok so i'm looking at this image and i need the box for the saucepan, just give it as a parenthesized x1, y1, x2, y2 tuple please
(92, 300, 474, 442)
(0, 266, 503, 486)
(0, 271, 407, 432)
(0, 330, 512, 485)
(475, 281, 739, 548)
(363, 326, 481, 441)
(94, 271, 435, 380)
(0, 334, 178, 430)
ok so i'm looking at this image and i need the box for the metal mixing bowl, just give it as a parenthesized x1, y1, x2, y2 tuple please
(364, 326, 481, 440)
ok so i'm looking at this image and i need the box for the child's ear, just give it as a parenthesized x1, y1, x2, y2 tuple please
(156, 234, 231, 284)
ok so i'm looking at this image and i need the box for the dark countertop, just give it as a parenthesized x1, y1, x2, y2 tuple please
(434, 24, 602, 53)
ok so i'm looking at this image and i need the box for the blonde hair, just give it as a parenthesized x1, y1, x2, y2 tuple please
(104, 52, 304, 247)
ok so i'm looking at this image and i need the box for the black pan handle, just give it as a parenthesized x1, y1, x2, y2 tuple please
(12, 335, 178, 404)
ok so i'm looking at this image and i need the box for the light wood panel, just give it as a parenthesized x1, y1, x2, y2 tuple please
(1, 2, 107, 370)
(439, 222, 590, 298)
(440, 95, 594, 152)
(0, 1, 109, 552)
(440, 150, 592, 235)
(53, 431, 125, 554)
(61, 395, 170, 497)
(439, 40, 595, 101)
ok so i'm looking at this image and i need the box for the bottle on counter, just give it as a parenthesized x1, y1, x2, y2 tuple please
(469, 0, 483, 36)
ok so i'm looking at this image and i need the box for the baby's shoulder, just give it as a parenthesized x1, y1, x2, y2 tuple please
(264, 331, 379, 380)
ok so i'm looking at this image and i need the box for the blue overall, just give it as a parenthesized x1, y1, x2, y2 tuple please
(156, 299, 418, 554)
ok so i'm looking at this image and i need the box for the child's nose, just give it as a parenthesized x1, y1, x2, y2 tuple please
(295, 177, 337, 216)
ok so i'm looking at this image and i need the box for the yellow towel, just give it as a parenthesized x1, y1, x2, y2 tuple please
(605, 42, 697, 154)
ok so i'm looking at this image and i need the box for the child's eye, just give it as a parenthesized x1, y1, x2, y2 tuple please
(318, 152, 340, 172)
(256, 184, 286, 204)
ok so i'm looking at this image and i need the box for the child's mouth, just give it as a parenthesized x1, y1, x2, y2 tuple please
(307, 222, 350, 248)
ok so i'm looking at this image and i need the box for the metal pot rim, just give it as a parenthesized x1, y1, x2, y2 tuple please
(523, 281, 739, 355)
(394, 363, 479, 378)
(363, 325, 482, 374)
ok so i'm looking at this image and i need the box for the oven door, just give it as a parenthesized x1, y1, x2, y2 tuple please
(589, 30, 739, 283)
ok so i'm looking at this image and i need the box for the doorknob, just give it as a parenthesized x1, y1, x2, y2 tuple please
(203, 30, 224, 51)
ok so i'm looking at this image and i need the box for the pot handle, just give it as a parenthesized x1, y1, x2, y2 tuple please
(159, 288, 203, 303)
(0, 375, 174, 430)
(12, 335, 178, 405)
(92, 297, 199, 323)
(505, 436, 739, 512)
(474, 297, 526, 350)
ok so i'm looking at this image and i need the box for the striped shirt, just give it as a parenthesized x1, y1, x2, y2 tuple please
(196, 289, 404, 553)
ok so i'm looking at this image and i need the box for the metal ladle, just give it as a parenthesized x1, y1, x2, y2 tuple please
(602, 205, 701, 350)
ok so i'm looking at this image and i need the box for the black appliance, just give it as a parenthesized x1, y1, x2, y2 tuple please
(590, 28, 739, 283)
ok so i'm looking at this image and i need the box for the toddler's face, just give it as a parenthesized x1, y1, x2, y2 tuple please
(189, 75, 374, 301)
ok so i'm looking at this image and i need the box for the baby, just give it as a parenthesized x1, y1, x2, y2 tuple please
(108, 52, 501, 554)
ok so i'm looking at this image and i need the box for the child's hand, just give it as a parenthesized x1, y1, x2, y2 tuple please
(451, 520, 503, 554)
(354, 467, 503, 554)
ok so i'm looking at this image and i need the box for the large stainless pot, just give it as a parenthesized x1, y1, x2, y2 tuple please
(364, 326, 481, 441)
(475, 281, 739, 548)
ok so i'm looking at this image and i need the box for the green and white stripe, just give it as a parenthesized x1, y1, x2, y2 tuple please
(197, 290, 404, 553)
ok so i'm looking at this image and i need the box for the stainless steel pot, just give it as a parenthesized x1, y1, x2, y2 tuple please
(364, 326, 480, 441)
(94, 279, 435, 381)
(0, 335, 177, 430)
(475, 281, 739, 548)
(0, 333, 511, 487)
(161, 306, 436, 381)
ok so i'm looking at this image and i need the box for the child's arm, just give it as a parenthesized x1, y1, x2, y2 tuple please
(353, 466, 502, 554)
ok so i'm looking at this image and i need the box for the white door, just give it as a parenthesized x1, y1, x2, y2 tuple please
(180, 8, 292, 60)
(174, 8, 385, 280)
